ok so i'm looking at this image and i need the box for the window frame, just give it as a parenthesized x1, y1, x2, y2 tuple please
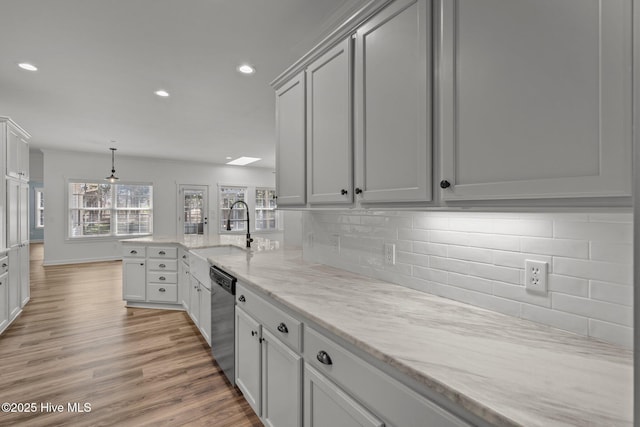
(35, 187, 44, 229)
(67, 180, 153, 240)
(254, 187, 278, 231)
(218, 184, 280, 234)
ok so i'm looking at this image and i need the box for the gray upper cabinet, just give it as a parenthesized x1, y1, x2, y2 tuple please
(438, 0, 632, 201)
(275, 72, 306, 207)
(306, 38, 353, 205)
(354, 0, 431, 204)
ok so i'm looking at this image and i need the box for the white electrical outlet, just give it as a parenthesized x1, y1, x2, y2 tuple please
(384, 243, 396, 265)
(330, 234, 340, 253)
(525, 260, 548, 293)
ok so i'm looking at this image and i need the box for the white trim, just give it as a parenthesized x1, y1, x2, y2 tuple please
(43, 256, 122, 266)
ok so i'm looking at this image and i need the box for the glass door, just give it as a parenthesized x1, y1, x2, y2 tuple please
(179, 185, 208, 237)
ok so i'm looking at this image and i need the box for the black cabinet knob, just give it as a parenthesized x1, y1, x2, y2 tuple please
(355, 188, 363, 195)
(159, 251, 166, 255)
(340, 189, 348, 195)
(251, 330, 257, 337)
(159, 288, 166, 292)
(317, 350, 332, 365)
(439, 180, 451, 189)
(277, 322, 289, 334)
(238, 295, 246, 303)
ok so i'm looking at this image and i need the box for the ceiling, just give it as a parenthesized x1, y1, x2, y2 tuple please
(0, 0, 368, 169)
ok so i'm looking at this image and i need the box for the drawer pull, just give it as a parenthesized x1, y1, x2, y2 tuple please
(183, 255, 187, 259)
(2, 263, 7, 268)
(317, 350, 333, 366)
(238, 295, 246, 303)
(159, 250, 166, 255)
(277, 322, 289, 334)
(159, 263, 166, 268)
(140, 263, 144, 266)
(251, 330, 257, 337)
(130, 250, 137, 254)
(159, 288, 166, 292)
(159, 276, 166, 281)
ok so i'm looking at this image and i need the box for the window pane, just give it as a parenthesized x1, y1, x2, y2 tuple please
(116, 210, 152, 235)
(220, 186, 246, 232)
(70, 209, 111, 237)
(255, 188, 277, 231)
(115, 185, 152, 208)
(70, 183, 112, 209)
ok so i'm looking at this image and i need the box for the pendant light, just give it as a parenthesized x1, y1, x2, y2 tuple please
(105, 147, 119, 182)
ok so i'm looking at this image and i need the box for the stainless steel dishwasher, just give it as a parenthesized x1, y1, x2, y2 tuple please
(209, 265, 237, 386)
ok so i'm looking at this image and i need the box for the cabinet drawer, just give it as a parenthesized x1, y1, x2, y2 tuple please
(236, 284, 302, 352)
(304, 327, 469, 427)
(147, 284, 178, 303)
(147, 271, 177, 284)
(148, 246, 177, 258)
(147, 259, 177, 271)
(0, 256, 8, 274)
(123, 245, 146, 258)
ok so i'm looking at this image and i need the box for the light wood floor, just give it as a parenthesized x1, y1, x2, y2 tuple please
(0, 243, 262, 427)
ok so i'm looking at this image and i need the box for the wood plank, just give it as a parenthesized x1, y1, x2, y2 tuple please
(0, 244, 262, 426)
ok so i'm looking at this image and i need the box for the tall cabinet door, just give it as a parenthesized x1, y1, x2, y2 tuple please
(275, 72, 307, 207)
(261, 329, 302, 427)
(235, 307, 262, 416)
(0, 272, 8, 332)
(19, 243, 29, 307)
(354, 0, 431, 204)
(438, 0, 632, 201)
(7, 248, 20, 321)
(306, 38, 353, 205)
(7, 179, 19, 247)
(19, 182, 28, 244)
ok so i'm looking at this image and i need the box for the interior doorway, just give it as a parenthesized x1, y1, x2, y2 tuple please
(178, 185, 208, 237)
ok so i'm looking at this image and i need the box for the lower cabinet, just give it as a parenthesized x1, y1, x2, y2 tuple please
(0, 271, 8, 333)
(188, 274, 211, 346)
(7, 248, 20, 321)
(234, 283, 473, 427)
(178, 256, 190, 311)
(304, 364, 383, 427)
(122, 258, 146, 301)
(235, 303, 303, 427)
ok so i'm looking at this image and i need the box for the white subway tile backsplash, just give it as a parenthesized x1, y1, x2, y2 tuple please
(589, 281, 633, 307)
(521, 304, 589, 336)
(548, 274, 589, 297)
(554, 257, 632, 285)
(588, 319, 633, 348)
(304, 209, 633, 348)
(590, 242, 633, 264)
(552, 293, 632, 327)
(554, 221, 633, 243)
(521, 237, 589, 259)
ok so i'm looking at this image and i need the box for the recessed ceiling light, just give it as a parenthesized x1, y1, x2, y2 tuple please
(226, 157, 261, 166)
(237, 64, 255, 74)
(18, 63, 38, 71)
(154, 89, 170, 97)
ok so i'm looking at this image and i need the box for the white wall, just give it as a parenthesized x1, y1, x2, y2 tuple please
(43, 149, 279, 265)
(303, 210, 633, 349)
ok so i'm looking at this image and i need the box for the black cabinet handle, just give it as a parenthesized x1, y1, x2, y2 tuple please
(439, 180, 451, 189)
(159, 264, 166, 268)
(140, 263, 144, 266)
(183, 255, 187, 259)
(277, 323, 288, 334)
(159, 276, 166, 281)
(355, 188, 362, 195)
(130, 250, 137, 254)
(340, 189, 348, 195)
(159, 288, 166, 292)
(251, 330, 257, 337)
(159, 250, 166, 255)
(238, 295, 246, 303)
(317, 350, 332, 365)
(2, 263, 7, 268)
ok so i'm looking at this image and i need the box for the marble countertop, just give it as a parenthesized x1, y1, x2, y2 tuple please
(205, 248, 632, 427)
(120, 234, 280, 251)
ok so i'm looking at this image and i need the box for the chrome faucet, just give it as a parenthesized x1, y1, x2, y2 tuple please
(226, 200, 253, 248)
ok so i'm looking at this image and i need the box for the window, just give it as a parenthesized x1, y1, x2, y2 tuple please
(36, 189, 44, 228)
(69, 182, 152, 238)
(219, 186, 246, 232)
(255, 188, 277, 231)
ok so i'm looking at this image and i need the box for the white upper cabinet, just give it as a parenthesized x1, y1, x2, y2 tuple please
(306, 38, 353, 205)
(6, 123, 29, 181)
(275, 72, 307, 207)
(438, 0, 632, 201)
(354, 0, 431, 204)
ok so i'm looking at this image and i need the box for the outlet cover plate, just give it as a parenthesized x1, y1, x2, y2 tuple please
(525, 260, 548, 293)
(384, 243, 396, 265)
